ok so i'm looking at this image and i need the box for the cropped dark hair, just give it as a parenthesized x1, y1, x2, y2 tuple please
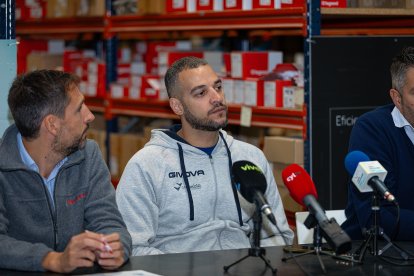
(164, 56, 208, 98)
(390, 46, 414, 92)
(8, 70, 80, 139)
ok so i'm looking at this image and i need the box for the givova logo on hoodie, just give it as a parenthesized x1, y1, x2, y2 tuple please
(168, 170, 205, 178)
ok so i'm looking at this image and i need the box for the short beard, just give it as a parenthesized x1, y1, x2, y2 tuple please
(182, 103, 228, 131)
(53, 126, 88, 157)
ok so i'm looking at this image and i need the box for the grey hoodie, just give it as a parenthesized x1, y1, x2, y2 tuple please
(116, 126, 294, 256)
(0, 124, 132, 271)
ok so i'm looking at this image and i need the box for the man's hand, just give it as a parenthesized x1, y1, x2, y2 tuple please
(41, 231, 114, 273)
(95, 232, 125, 270)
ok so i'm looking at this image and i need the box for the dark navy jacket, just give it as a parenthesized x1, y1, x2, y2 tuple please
(342, 104, 414, 240)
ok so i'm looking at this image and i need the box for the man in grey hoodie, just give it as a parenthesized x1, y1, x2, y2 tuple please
(116, 56, 294, 256)
(0, 70, 131, 272)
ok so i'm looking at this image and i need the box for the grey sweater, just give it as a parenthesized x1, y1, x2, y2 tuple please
(116, 127, 294, 256)
(0, 124, 131, 271)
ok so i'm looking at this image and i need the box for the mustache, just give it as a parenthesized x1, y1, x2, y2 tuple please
(208, 103, 227, 115)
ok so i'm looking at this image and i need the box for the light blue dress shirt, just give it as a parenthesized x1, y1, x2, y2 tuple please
(17, 132, 67, 207)
(391, 106, 414, 145)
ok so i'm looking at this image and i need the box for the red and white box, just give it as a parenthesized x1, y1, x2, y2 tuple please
(141, 75, 162, 99)
(166, 0, 196, 13)
(244, 78, 264, 107)
(280, 0, 304, 8)
(283, 86, 304, 109)
(146, 41, 192, 75)
(222, 77, 234, 104)
(86, 61, 106, 98)
(196, 0, 224, 11)
(158, 51, 204, 75)
(252, 0, 281, 9)
(264, 79, 293, 107)
(320, 0, 347, 8)
(110, 83, 129, 99)
(233, 79, 245, 104)
(231, 51, 283, 79)
(224, 0, 252, 10)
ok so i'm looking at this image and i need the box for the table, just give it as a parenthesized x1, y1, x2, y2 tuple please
(1, 242, 414, 275)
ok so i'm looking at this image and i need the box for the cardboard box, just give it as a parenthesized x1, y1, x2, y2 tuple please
(357, 0, 405, 8)
(272, 162, 304, 212)
(283, 86, 304, 109)
(263, 136, 303, 164)
(26, 53, 63, 71)
(87, 129, 107, 162)
(119, 134, 146, 177)
(110, 133, 121, 179)
(138, 0, 166, 14)
(231, 51, 283, 79)
(47, 0, 76, 18)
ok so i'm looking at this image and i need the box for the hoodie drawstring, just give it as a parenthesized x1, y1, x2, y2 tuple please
(219, 132, 243, 227)
(177, 143, 195, 221)
(176, 134, 243, 226)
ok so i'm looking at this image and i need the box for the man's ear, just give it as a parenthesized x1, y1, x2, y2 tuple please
(43, 114, 60, 136)
(169, 98, 183, 116)
(390, 88, 402, 108)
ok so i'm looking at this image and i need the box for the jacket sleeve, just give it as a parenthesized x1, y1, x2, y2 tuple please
(83, 141, 132, 261)
(116, 154, 164, 256)
(347, 115, 414, 240)
(0, 176, 53, 271)
(258, 155, 294, 247)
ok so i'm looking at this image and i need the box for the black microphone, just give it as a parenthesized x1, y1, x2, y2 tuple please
(232, 160, 276, 225)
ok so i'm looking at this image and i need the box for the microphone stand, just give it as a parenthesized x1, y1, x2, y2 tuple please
(224, 204, 277, 274)
(282, 214, 358, 273)
(353, 193, 409, 262)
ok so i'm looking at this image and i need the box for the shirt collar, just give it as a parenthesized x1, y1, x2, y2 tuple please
(391, 106, 413, 128)
(17, 132, 39, 172)
(16, 132, 68, 179)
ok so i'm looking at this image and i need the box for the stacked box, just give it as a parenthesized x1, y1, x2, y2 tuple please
(263, 136, 304, 213)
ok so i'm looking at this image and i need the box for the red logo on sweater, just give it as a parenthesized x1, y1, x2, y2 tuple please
(67, 193, 87, 205)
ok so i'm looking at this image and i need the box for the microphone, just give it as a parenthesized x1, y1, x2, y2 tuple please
(232, 160, 276, 225)
(344, 151, 396, 203)
(282, 164, 352, 254)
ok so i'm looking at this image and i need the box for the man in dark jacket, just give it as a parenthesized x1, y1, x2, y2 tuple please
(342, 47, 414, 240)
(0, 70, 131, 272)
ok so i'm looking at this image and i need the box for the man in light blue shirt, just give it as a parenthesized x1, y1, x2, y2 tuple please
(0, 70, 131, 272)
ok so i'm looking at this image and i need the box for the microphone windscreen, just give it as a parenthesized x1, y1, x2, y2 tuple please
(232, 160, 267, 203)
(344, 150, 370, 175)
(281, 164, 318, 207)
